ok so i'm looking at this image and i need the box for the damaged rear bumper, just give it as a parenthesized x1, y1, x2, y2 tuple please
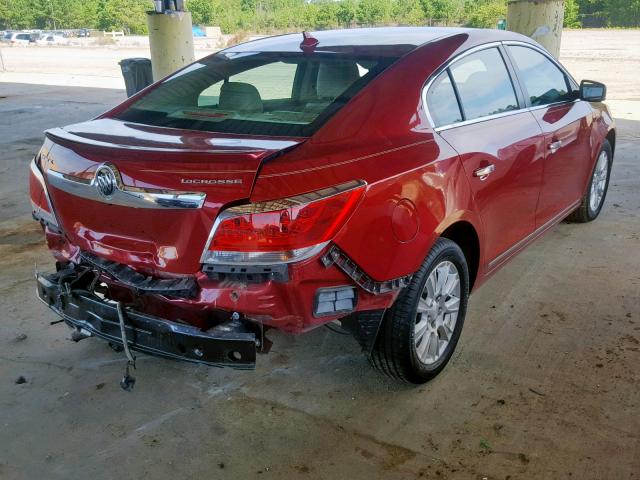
(36, 271, 257, 369)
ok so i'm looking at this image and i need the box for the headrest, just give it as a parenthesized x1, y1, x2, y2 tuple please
(459, 71, 497, 97)
(316, 61, 360, 100)
(218, 81, 263, 113)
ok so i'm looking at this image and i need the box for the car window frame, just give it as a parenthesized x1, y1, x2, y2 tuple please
(425, 69, 464, 128)
(502, 42, 578, 110)
(448, 45, 523, 124)
(422, 40, 580, 132)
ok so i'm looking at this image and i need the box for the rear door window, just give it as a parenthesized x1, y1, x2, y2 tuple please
(507, 45, 572, 106)
(426, 71, 462, 128)
(449, 48, 519, 121)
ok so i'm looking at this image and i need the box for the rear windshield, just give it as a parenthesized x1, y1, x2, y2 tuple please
(115, 51, 397, 137)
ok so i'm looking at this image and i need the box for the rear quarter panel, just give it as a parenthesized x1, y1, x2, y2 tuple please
(252, 34, 483, 281)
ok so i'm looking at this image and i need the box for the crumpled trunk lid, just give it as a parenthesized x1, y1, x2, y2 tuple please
(41, 119, 304, 275)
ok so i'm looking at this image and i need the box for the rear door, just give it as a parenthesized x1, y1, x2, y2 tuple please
(504, 44, 593, 226)
(427, 46, 545, 268)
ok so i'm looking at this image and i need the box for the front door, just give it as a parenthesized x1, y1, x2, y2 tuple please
(505, 44, 593, 226)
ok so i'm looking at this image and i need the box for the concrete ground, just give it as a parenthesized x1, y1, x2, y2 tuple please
(0, 30, 639, 479)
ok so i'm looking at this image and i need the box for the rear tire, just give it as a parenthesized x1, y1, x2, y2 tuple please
(566, 140, 612, 223)
(369, 238, 469, 384)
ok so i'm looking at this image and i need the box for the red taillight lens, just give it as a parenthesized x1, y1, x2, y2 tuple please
(201, 181, 365, 265)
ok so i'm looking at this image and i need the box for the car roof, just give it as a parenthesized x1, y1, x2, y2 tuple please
(225, 27, 534, 55)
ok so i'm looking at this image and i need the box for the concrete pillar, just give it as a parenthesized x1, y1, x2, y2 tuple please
(147, 10, 195, 81)
(507, 0, 565, 58)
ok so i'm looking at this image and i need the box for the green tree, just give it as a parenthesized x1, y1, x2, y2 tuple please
(607, 0, 640, 27)
(3, 0, 640, 36)
(188, 0, 217, 25)
(336, 0, 358, 27)
(578, 0, 607, 15)
(356, 0, 391, 25)
(564, 0, 581, 27)
(97, 0, 149, 34)
(394, 0, 427, 25)
(240, 0, 257, 13)
(432, 0, 464, 25)
(419, 0, 436, 25)
(315, 1, 340, 29)
(0, 0, 36, 29)
(464, 0, 506, 28)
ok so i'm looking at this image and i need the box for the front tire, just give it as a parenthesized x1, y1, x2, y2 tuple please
(566, 140, 612, 223)
(369, 238, 469, 384)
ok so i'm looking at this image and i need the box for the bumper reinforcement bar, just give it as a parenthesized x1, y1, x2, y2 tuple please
(36, 271, 257, 369)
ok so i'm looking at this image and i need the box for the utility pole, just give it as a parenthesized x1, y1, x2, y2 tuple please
(507, 0, 565, 58)
(147, 0, 195, 81)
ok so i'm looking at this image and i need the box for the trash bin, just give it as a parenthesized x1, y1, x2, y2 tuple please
(119, 58, 153, 97)
(497, 19, 507, 30)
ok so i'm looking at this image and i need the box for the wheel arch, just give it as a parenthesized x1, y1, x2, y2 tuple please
(439, 220, 481, 291)
(606, 128, 616, 157)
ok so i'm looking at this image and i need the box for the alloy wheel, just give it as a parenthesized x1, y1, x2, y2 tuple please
(589, 150, 609, 214)
(414, 260, 461, 365)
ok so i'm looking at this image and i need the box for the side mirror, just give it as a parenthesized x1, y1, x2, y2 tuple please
(580, 80, 606, 102)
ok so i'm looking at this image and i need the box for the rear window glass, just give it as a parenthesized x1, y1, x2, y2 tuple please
(427, 71, 462, 128)
(116, 52, 397, 137)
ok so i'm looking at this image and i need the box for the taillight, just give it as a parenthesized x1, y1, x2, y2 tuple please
(201, 181, 365, 265)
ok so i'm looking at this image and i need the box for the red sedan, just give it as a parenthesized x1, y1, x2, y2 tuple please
(30, 27, 615, 385)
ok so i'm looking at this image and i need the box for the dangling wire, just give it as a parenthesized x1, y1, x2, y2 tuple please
(116, 301, 136, 391)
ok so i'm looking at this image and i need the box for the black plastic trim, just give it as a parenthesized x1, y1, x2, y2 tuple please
(202, 262, 289, 282)
(321, 245, 411, 294)
(36, 271, 256, 369)
(79, 251, 198, 298)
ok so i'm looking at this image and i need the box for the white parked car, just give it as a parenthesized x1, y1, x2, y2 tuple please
(4, 32, 32, 45)
(36, 34, 66, 46)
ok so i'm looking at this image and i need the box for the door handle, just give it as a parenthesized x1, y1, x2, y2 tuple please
(549, 140, 563, 154)
(473, 164, 495, 181)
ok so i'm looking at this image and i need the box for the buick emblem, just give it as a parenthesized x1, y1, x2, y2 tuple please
(95, 165, 118, 199)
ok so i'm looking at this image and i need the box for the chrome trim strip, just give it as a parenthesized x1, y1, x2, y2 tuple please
(31, 200, 61, 232)
(200, 209, 236, 264)
(487, 201, 580, 271)
(46, 164, 206, 210)
(501, 40, 580, 89)
(421, 42, 502, 131)
(199, 180, 366, 265)
(422, 40, 580, 132)
(30, 158, 60, 228)
(434, 108, 525, 132)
